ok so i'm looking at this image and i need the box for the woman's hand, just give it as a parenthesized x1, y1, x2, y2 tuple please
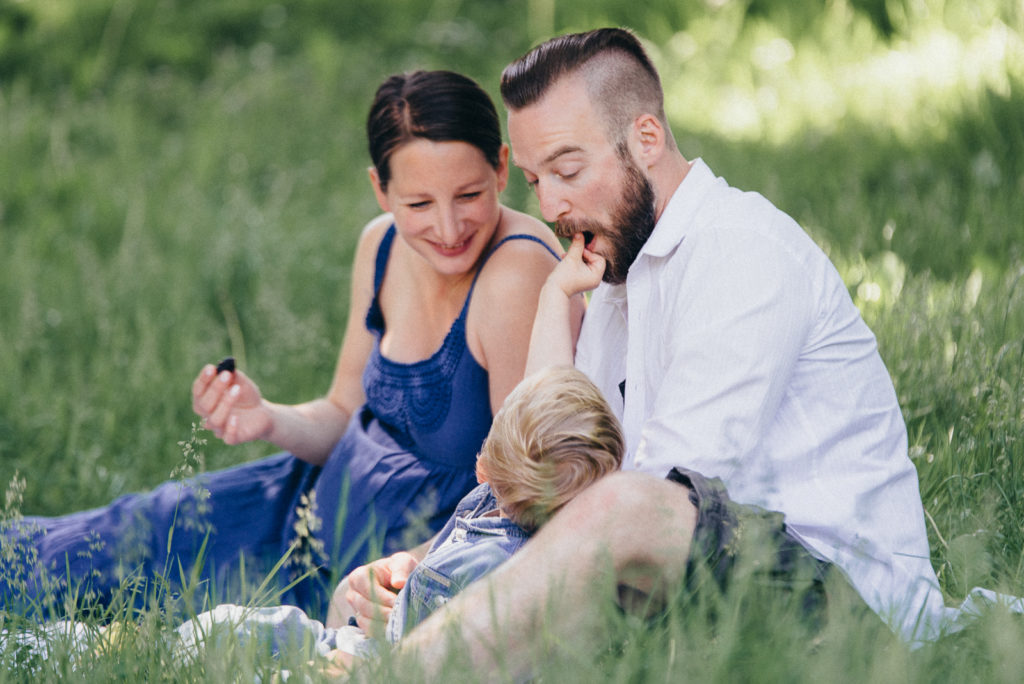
(343, 551, 421, 636)
(551, 232, 605, 297)
(191, 363, 272, 445)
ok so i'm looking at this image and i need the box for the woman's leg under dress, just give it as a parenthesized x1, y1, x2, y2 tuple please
(0, 452, 315, 618)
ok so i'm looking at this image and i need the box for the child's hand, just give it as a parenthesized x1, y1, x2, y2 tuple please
(551, 232, 605, 297)
(344, 551, 420, 636)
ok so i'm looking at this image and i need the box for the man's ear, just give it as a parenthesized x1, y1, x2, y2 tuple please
(368, 166, 389, 212)
(631, 114, 666, 168)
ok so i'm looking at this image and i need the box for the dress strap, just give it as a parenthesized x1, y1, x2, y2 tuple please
(465, 234, 560, 304)
(367, 229, 559, 334)
(364, 225, 398, 335)
(372, 225, 399, 295)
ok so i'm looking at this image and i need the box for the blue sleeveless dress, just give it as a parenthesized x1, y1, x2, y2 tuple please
(1, 227, 558, 619)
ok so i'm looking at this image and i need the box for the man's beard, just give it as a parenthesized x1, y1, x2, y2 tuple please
(555, 153, 656, 285)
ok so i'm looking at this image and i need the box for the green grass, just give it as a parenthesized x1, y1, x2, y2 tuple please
(1, 0, 1023, 680)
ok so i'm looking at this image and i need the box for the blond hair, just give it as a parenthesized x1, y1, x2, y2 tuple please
(477, 366, 624, 532)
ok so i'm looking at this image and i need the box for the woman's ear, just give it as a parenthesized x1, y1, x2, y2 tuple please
(475, 460, 489, 485)
(495, 144, 510, 193)
(368, 166, 389, 212)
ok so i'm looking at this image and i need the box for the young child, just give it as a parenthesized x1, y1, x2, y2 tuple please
(177, 364, 625, 664)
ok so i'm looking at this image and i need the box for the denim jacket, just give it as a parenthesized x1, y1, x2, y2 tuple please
(386, 483, 530, 643)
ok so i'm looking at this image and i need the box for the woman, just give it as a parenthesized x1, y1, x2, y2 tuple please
(1, 70, 581, 619)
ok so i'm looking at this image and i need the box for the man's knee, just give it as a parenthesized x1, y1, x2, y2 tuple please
(562, 471, 698, 562)
(577, 470, 696, 521)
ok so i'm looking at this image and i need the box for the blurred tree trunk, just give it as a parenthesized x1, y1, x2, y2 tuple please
(528, 0, 555, 41)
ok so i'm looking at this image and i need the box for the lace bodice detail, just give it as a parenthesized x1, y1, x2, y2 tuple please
(361, 225, 558, 467)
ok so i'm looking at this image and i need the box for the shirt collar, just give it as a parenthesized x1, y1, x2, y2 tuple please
(639, 158, 718, 258)
(594, 159, 718, 304)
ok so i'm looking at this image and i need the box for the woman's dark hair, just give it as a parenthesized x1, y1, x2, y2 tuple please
(367, 70, 503, 191)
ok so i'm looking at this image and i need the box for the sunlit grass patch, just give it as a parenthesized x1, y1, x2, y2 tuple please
(657, 0, 1023, 146)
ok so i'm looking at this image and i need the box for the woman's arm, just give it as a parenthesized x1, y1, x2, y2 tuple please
(192, 216, 391, 465)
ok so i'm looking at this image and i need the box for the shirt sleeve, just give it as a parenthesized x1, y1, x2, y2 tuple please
(633, 205, 818, 484)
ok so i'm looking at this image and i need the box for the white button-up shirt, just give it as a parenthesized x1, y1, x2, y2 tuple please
(575, 159, 947, 644)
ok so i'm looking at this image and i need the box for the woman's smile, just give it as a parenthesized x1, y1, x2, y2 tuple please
(429, 235, 473, 257)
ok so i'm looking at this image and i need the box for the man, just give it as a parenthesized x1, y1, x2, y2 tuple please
(341, 27, 949, 675)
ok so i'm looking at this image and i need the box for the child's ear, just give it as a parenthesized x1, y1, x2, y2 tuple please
(475, 460, 488, 484)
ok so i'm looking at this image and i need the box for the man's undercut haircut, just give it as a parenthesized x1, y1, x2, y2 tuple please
(501, 27, 666, 143)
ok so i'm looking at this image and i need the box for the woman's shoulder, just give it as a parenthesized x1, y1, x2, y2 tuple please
(348, 213, 397, 291)
(470, 208, 563, 307)
(351, 213, 396, 265)
(357, 213, 395, 250)
(485, 207, 564, 268)
(495, 206, 559, 245)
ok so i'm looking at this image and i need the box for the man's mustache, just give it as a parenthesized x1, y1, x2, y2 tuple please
(554, 219, 601, 241)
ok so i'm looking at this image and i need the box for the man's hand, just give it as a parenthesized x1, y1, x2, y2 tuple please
(344, 551, 420, 635)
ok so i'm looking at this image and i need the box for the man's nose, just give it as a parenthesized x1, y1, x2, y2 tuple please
(536, 183, 569, 224)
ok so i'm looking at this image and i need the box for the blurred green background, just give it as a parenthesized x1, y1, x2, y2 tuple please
(1, 0, 1022, 608)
